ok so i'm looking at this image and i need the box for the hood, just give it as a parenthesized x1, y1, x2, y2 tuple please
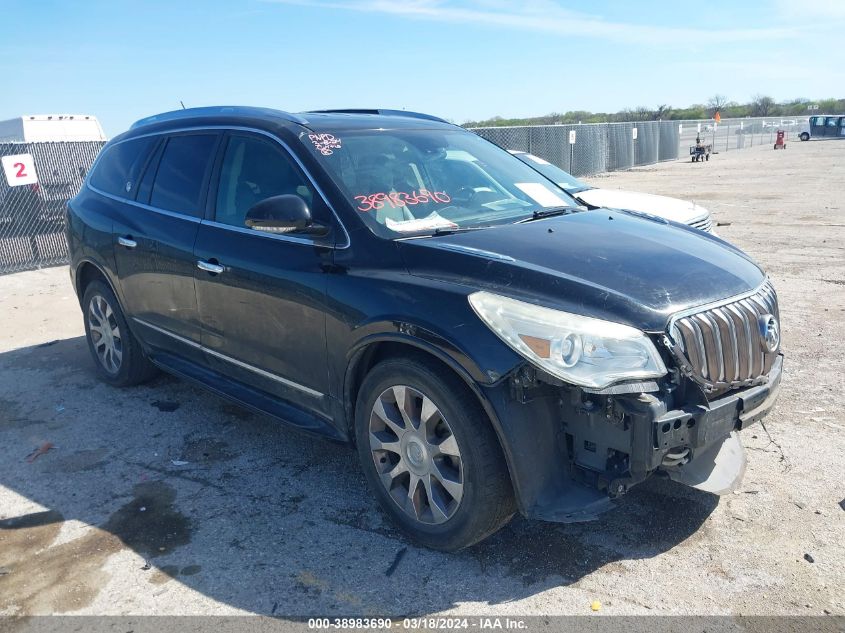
(575, 188, 708, 225)
(398, 209, 764, 331)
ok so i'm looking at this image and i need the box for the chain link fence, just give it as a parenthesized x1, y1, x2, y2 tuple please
(0, 141, 104, 275)
(469, 117, 805, 176)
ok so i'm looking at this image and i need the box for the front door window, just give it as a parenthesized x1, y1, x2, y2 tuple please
(215, 135, 316, 227)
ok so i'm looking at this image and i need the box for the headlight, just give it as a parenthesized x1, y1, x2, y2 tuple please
(468, 291, 667, 389)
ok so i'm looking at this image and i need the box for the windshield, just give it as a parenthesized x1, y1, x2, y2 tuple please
(510, 152, 590, 193)
(302, 128, 580, 237)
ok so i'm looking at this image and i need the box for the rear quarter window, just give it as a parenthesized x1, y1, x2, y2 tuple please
(89, 137, 157, 198)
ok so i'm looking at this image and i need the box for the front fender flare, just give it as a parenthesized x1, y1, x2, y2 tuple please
(342, 326, 513, 422)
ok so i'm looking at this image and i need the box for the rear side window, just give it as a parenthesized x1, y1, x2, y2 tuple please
(149, 134, 218, 216)
(89, 137, 156, 198)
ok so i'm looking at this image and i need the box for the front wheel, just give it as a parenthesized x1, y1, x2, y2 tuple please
(82, 281, 157, 387)
(354, 357, 515, 551)
(799, 132, 809, 141)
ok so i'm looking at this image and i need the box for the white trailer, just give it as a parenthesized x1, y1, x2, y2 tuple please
(0, 114, 106, 143)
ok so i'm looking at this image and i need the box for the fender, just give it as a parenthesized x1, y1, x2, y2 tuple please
(350, 322, 502, 380)
(72, 257, 153, 356)
(67, 190, 122, 307)
(342, 326, 516, 421)
(72, 256, 125, 309)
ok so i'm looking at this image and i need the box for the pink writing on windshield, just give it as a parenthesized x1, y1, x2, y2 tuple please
(355, 190, 451, 212)
(308, 133, 342, 155)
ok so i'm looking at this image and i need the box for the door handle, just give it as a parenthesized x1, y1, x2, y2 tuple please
(197, 259, 224, 274)
(117, 236, 137, 249)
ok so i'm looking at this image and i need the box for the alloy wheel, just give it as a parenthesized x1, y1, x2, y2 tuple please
(88, 294, 123, 375)
(369, 385, 464, 524)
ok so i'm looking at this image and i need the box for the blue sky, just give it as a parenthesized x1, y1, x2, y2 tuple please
(2, 0, 843, 136)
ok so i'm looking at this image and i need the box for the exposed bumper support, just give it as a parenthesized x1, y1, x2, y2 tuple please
(493, 355, 783, 523)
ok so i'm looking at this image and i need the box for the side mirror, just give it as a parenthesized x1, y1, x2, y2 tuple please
(244, 195, 328, 236)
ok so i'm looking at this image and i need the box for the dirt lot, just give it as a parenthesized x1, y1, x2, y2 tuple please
(1, 139, 843, 618)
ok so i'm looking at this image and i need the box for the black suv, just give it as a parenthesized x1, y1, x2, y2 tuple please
(67, 107, 782, 550)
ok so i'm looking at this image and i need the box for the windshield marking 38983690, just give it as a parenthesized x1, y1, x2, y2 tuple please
(354, 189, 452, 212)
(303, 129, 579, 237)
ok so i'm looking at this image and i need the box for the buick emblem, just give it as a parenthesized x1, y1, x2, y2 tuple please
(758, 314, 780, 353)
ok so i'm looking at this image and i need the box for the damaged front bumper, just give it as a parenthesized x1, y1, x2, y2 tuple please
(490, 354, 783, 523)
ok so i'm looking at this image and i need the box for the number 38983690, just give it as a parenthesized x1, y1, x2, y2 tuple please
(354, 189, 451, 212)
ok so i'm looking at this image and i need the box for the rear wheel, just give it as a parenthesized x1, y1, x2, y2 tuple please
(354, 357, 515, 550)
(82, 281, 157, 387)
(799, 132, 809, 141)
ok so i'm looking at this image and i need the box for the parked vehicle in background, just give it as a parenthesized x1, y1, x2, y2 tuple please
(762, 120, 796, 129)
(798, 115, 845, 141)
(68, 106, 782, 550)
(509, 150, 714, 232)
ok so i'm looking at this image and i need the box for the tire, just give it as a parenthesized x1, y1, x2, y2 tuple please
(82, 280, 158, 387)
(354, 356, 515, 551)
(800, 133, 809, 141)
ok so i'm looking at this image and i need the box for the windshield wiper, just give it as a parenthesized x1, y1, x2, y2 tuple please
(516, 206, 575, 223)
(432, 226, 487, 236)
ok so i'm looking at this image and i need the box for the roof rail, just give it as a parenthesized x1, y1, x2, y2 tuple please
(129, 106, 309, 130)
(307, 109, 450, 124)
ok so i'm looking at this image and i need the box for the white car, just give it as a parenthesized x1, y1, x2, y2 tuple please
(510, 151, 714, 232)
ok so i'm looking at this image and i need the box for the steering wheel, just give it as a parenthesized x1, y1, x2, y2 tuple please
(451, 186, 477, 204)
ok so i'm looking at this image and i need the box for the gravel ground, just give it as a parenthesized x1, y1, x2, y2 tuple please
(0, 139, 843, 618)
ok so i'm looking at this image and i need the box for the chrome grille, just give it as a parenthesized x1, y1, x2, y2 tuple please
(689, 215, 713, 232)
(668, 280, 779, 394)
